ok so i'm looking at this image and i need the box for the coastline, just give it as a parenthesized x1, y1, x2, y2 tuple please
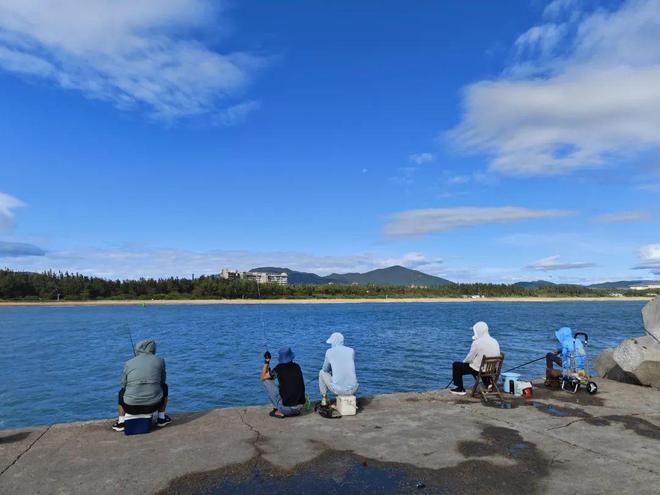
(0, 296, 652, 307)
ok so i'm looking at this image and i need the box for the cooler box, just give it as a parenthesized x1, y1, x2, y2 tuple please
(123, 413, 153, 435)
(501, 372, 521, 394)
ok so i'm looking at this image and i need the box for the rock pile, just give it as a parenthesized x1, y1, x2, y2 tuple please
(594, 296, 660, 389)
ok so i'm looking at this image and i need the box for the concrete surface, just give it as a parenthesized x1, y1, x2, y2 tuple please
(1, 379, 659, 494)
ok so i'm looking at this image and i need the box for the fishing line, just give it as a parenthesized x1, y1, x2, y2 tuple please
(255, 279, 268, 351)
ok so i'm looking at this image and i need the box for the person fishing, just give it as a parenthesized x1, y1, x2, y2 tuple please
(112, 339, 171, 431)
(260, 347, 306, 418)
(319, 332, 358, 406)
(450, 321, 500, 396)
(546, 326, 586, 379)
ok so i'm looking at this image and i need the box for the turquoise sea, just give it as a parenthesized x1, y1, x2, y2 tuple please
(0, 300, 646, 429)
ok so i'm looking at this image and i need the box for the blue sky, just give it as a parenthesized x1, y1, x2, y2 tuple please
(0, 0, 659, 283)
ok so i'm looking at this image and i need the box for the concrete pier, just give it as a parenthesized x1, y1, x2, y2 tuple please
(1, 379, 659, 494)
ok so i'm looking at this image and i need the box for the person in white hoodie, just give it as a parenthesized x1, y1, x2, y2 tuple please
(450, 321, 500, 396)
(319, 332, 358, 404)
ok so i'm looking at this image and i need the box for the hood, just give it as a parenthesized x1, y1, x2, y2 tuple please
(555, 327, 573, 345)
(326, 332, 344, 347)
(278, 346, 294, 364)
(472, 321, 489, 340)
(135, 339, 156, 355)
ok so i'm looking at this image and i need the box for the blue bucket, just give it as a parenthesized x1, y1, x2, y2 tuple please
(123, 415, 152, 436)
(501, 372, 521, 394)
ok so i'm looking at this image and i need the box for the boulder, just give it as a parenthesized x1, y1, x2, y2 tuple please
(642, 295, 660, 341)
(612, 335, 660, 388)
(593, 348, 642, 385)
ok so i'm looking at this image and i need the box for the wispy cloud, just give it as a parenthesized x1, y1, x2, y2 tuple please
(634, 244, 660, 275)
(0, 0, 265, 121)
(450, 0, 660, 175)
(593, 211, 651, 223)
(527, 255, 595, 271)
(637, 183, 660, 193)
(0, 192, 25, 231)
(0, 241, 45, 257)
(384, 207, 573, 237)
(408, 152, 434, 165)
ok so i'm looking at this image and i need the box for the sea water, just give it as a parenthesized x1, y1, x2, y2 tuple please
(0, 301, 646, 429)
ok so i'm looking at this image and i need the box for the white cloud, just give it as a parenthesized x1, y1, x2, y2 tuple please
(0, 0, 264, 121)
(2, 245, 444, 280)
(450, 0, 660, 175)
(593, 211, 650, 223)
(527, 255, 595, 271)
(543, 0, 579, 20)
(384, 206, 573, 237)
(214, 100, 260, 126)
(0, 192, 25, 231)
(408, 152, 434, 165)
(635, 244, 660, 274)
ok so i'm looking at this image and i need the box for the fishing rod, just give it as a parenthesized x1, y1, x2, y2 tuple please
(255, 279, 268, 351)
(444, 355, 547, 388)
(127, 326, 136, 357)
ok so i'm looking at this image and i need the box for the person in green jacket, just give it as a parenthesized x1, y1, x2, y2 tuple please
(112, 339, 171, 431)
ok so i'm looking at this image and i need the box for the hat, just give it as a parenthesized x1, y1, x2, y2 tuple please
(278, 346, 295, 364)
(326, 332, 344, 346)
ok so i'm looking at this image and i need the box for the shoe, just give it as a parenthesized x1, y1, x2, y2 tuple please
(157, 415, 172, 427)
(112, 421, 124, 432)
(450, 387, 467, 396)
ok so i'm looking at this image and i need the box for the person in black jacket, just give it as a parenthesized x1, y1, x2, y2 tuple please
(261, 347, 305, 418)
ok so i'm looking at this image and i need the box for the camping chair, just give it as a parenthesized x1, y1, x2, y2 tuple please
(471, 354, 505, 403)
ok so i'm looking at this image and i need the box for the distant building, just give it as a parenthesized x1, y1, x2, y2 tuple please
(630, 284, 660, 291)
(220, 269, 288, 286)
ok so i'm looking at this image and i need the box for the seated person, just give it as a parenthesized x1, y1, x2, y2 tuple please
(261, 347, 305, 418)
(547, 326, 585, 378)
(319, 332, 358, 405)
(113, 339, 171, 431)
(450, 321, 500, 396)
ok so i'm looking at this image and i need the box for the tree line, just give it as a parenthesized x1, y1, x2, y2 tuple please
(0, 269, 637, 301)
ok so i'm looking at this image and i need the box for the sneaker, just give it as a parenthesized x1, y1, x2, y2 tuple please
(157, 415, 172, 427)
(450, 387, 467, 396)
(112, 421, 125, 432)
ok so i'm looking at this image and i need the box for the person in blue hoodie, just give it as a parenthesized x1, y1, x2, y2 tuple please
(547, 326, 585, 373)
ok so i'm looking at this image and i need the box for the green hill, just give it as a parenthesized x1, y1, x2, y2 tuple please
(326, 265, 453, 286)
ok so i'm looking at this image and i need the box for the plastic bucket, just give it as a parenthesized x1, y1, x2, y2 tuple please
(501, 372, 521, 394)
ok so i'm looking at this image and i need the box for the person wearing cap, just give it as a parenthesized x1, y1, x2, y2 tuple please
(261, 346, 306, 418)
(319, 332, 358, 405)
(450, 321, 500, 396)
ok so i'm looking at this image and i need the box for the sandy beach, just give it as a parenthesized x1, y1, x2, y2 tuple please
(0, 296, 652, 307)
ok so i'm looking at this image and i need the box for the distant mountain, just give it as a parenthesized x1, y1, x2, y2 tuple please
(249, 267, 331, 285)
(250, 265, 453, 286)
(326, 265, 453, 286)
(587, 280, 660, 289)
(513, 280, 557, 289)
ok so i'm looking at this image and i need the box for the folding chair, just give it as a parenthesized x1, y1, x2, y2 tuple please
(471, 354, 505, 403)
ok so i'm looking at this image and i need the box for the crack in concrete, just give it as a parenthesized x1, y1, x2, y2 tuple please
(0, 426, 52, 478)
(237, 409, 264, 458)
(473, 410, 660, 477)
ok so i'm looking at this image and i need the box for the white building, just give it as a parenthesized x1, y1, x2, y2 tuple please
(220, 269, 288, 286)
(630, 284, 660, 291)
